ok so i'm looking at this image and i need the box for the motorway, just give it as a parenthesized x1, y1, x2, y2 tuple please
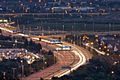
(0, 25, 92, 80)
(23, 37, 92, 80)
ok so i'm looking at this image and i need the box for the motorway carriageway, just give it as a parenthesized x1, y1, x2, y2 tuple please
(0, 26, 91, 80)
(24, 39, 91, 80)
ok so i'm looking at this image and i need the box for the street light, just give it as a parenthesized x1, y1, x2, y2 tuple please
(27, 38, 31, 47)
(21, 60, 24, 79)
(62, 25, 64, 31)
(13, 44, 15, 48)
(84, 23, 86, 31)
(92, 21, 95, 32)
(111, 71, 114, 74)
(42, 56, 45, 69)
(79, 36, 82, 46)
(108, 23, 111, 33)
(2, 72, 6, 80)
(48, 27, 50, 35)
(12, 68, 16, 79)
(15, 39, 17, 48)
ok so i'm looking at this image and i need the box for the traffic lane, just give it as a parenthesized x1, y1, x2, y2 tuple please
(24, 52, 73, 80)
(54, 51, 76, 66)
(74, 45, 92, 61)
(53, 42, 88, 77)
(25, 37, 87, 79)
(63, 42, 92, 61)
(24, 51, 78, 80)
(25, 51, 67, 80)
(24, 63, 63, 80)
(45, 51, 80, 79)
(26, 39, 85, 79)
(0, 24, 86, 79)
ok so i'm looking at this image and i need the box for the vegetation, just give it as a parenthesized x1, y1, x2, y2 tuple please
(0, 34, 55, 79)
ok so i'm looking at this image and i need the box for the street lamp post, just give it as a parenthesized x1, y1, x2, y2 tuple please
(73, 34, 76, 45)
(80, 36, 82, 46)
(27, 38, 31, 47)
(109, 23, 111, 33)
(2, 72, 6, 80)
(13, 44, 15, 48)
(93, 22, 95, 32)
(42, 56, 45, 69)
(62, 25, 64, 31)
(71, 25, 74, 34)
(21, 60, 24, 79)
(48, 27, 50, 35)
(15, 39, 17, 48)
(84, 23, 86, 31)
(12, 68, 16, 79)
(54, 50, 58, 64)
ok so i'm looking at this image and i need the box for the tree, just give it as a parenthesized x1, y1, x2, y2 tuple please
(48, 50, 53, 55)
(51, 76, 59, 80)
(40, 78, 44, 80)
(0, 29, 1, 33)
